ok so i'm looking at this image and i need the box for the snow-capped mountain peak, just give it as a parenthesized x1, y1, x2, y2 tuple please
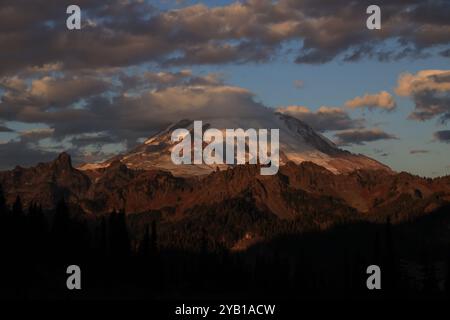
(78, 112, 390, 176)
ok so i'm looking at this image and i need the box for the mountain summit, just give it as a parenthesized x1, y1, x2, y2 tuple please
(78, 112, 390, 176)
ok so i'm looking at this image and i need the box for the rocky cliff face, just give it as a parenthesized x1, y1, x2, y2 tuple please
(0, 153, 91, 209)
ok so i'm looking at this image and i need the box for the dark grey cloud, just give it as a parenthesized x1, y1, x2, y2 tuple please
(0, 125, 12, 132)
(19, 128, 54, 141)
(0, 0, 156, 75)
(409, 91, 450, 122)
(0, 127, 119, 171)
(70, 133, 118, 148)
(276, 106, 364, 132)
(0, 0, 449, 75)
(334, 128, 398, 146)
(0, 127, 58, 170)
(0, 140, 59, 170)
(0, 128, 58, 170)
(434, 130, 450, 143)
(396, 70, 450, 122)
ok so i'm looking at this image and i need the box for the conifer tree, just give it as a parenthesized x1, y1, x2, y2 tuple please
(0, 184, 6, 215)
(151, 220, 158, 256)
(12, 195, 23, 216)
(445, 252, 450, 296)
(139, 224, 150, 257)
(421, 251, 440, 295)
(51, 198, 71, 261)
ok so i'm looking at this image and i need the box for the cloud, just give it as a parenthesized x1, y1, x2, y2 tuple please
(334, 128, 398, 146)
(0, 0, 449, 75)
(276, 105, 364, 132)
(0, 140, 59, 170)
(0, 74, 111, 116)
(119, 70, 223, 92)
(409, 149, 429, 154)
(0, 125, 13, 132)
(0, 68, 281, 168)
(0, 127, 122, 170)
(373, 148, 389, 157)
(395, 70, 450, 96)
(0, 127, 58, 170)
(0, 76, 27, 92)
(28, 76, 110, 108)
(0, 70, 268, 148)
(345, 91, 396, 111)
(19, 128, 54, 140)
(433, 130, 450, 143)
(395, 70, 450, 122)
(70, 133, 118, 148)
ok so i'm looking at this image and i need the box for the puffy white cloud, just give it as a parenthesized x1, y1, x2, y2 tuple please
(345, 91, 396, 111)
(395, 70, 450, 96)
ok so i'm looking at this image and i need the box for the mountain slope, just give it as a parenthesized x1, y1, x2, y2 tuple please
(78, 112, 390, 176)
(2, 153, 450, 249)
(2, 153, 449, 219)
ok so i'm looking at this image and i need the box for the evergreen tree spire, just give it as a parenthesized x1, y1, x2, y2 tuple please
(151, 220, 158, 256)
(0, 184, 6, 215)
(12, 195, 23, 216)
(139, 224, 150, 257)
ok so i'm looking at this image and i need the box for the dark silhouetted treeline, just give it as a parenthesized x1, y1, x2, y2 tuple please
(1, 183, 450, 300)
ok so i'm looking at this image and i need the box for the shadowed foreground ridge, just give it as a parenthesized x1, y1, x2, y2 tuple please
(0, 153, 450, 299)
